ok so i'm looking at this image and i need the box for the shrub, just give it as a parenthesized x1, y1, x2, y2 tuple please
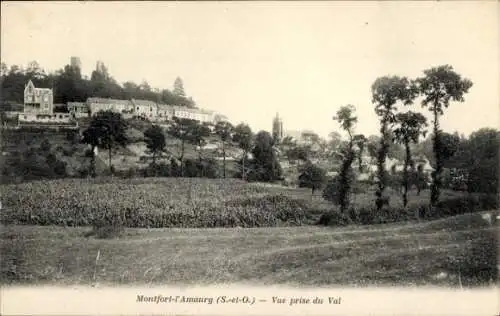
(317, 210, 352, 226)
(318, 194, 498, 227)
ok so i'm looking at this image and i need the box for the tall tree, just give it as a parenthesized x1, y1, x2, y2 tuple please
(415, 65, 473, 206)
(167, 117, 198, 177)
(232, 123, 253, 180)
(214, 121, 234, 178)
(331, 105, 358, 213)
(371, 76, 418, 211)
(144, 125, 167, 166)
(393, 111, 428, 207)
(190, 121, 212, 176)
(173, 77, 186, 97)
(249, 131, 282, 182)
(87, 111, 128, 174)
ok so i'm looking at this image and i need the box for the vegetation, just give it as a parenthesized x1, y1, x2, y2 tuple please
(214, 121, 234, 178)
(82, 111, 128, 175)
(415, 65, 473, 207)
(0, 60, 196, 107)
(393, 111, 428, 207)
(371, 76, 418, 211)
(143, 125, 167, 167)
(232, 123, 253, 180)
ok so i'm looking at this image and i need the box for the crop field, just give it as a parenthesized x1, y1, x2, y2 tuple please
(0, 177, 484, 229)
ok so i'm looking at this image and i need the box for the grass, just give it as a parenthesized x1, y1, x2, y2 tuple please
(1, 211, 497, 287)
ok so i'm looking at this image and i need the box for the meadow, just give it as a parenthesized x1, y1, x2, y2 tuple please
(1, 212, 497, 287)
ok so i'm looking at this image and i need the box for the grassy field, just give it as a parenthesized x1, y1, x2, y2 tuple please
(1, 211, 497, 287)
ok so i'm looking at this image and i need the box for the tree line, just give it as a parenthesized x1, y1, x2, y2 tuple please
(303, 64, 498, 215)
(0, 60, 196, 108)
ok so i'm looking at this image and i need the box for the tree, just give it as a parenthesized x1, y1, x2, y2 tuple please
(372, 76, 418, 211)
(173, 77, 186, 97)
(167, 117, 198, 176)
(298, 162, 327, 196)
(81, 125, 101, 177)
(144, 125, 167, 166)
(415, 65, 473, 206)
(393, 111, 428, 207)
(465, 128, 499, 194)
(329, 105, 358, 213)
(248, 131, 282, 182)
(353, 134, 367, 172)
(190, 121, 212, 177)
(214, 121, 234, 178)
(232, 123, 253, 180)
(85, 111, 128, 174)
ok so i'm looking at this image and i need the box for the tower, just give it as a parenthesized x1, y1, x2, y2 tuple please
(272, 112, 284, 143)
(70, 56, 81, 70)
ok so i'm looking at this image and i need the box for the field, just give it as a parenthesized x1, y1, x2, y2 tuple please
(1, 212, 497, 287)
(1, 177, 497, 288)
(0, 177, 474, 228)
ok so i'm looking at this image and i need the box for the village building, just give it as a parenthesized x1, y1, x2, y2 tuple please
(172, 106, 215, 124)
(67, 102, 89, 118)
(23, 80, 54, 114)
(156, 104, 175, 121)
(19, 80, 76, 127)
(87, 97, 134, 117)
(131, 99, 158, 119)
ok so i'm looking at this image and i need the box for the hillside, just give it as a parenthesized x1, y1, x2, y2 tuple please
(0, 119, 245, 181)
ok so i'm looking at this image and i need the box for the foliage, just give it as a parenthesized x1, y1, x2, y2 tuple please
(247, 131, 282, 182)
(232, 124, 253, 180)
(371, 76, 418, 211)
(318, 194, 498, 226)
(393, 111, 428, 207)
(166, 117, 199, 176)
(330, 105, 360, 213)
(415, 65, 473, 207)
(0, 60, 196, 107)
(143, 125, 166, 166)
(214, 121, 234, 178)
(82, 111, 128, 175)
(298, 162, 327, 195)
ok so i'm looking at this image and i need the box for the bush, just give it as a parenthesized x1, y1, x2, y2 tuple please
(317, 210, 352, 226)
(318, 194, 498, 227)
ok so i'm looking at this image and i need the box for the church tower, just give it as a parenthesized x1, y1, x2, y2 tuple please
(272, 112, 284, 144)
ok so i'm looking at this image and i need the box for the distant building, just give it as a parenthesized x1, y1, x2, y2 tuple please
(70, 56, 81, 70)
(272, 113, 284, 142)
(156, 104, 175, 121)
(23, 80, 54, 114)
(131, 99, 157, 119)
(172, 106, 214, 124)
(87, 97, 134, 117)
(67, 102, 89, 118)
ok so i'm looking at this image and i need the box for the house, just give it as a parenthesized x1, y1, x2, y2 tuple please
(67, 102, 89, 118)
(156, 104, 175, 121)
(172, 106, 214, 124)
(87, 97, 134, 117)
(131, 99, 158, 119)
(23, 80, 54, 114)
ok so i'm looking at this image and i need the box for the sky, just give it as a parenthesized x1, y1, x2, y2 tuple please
(1, 1, 498, 139)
